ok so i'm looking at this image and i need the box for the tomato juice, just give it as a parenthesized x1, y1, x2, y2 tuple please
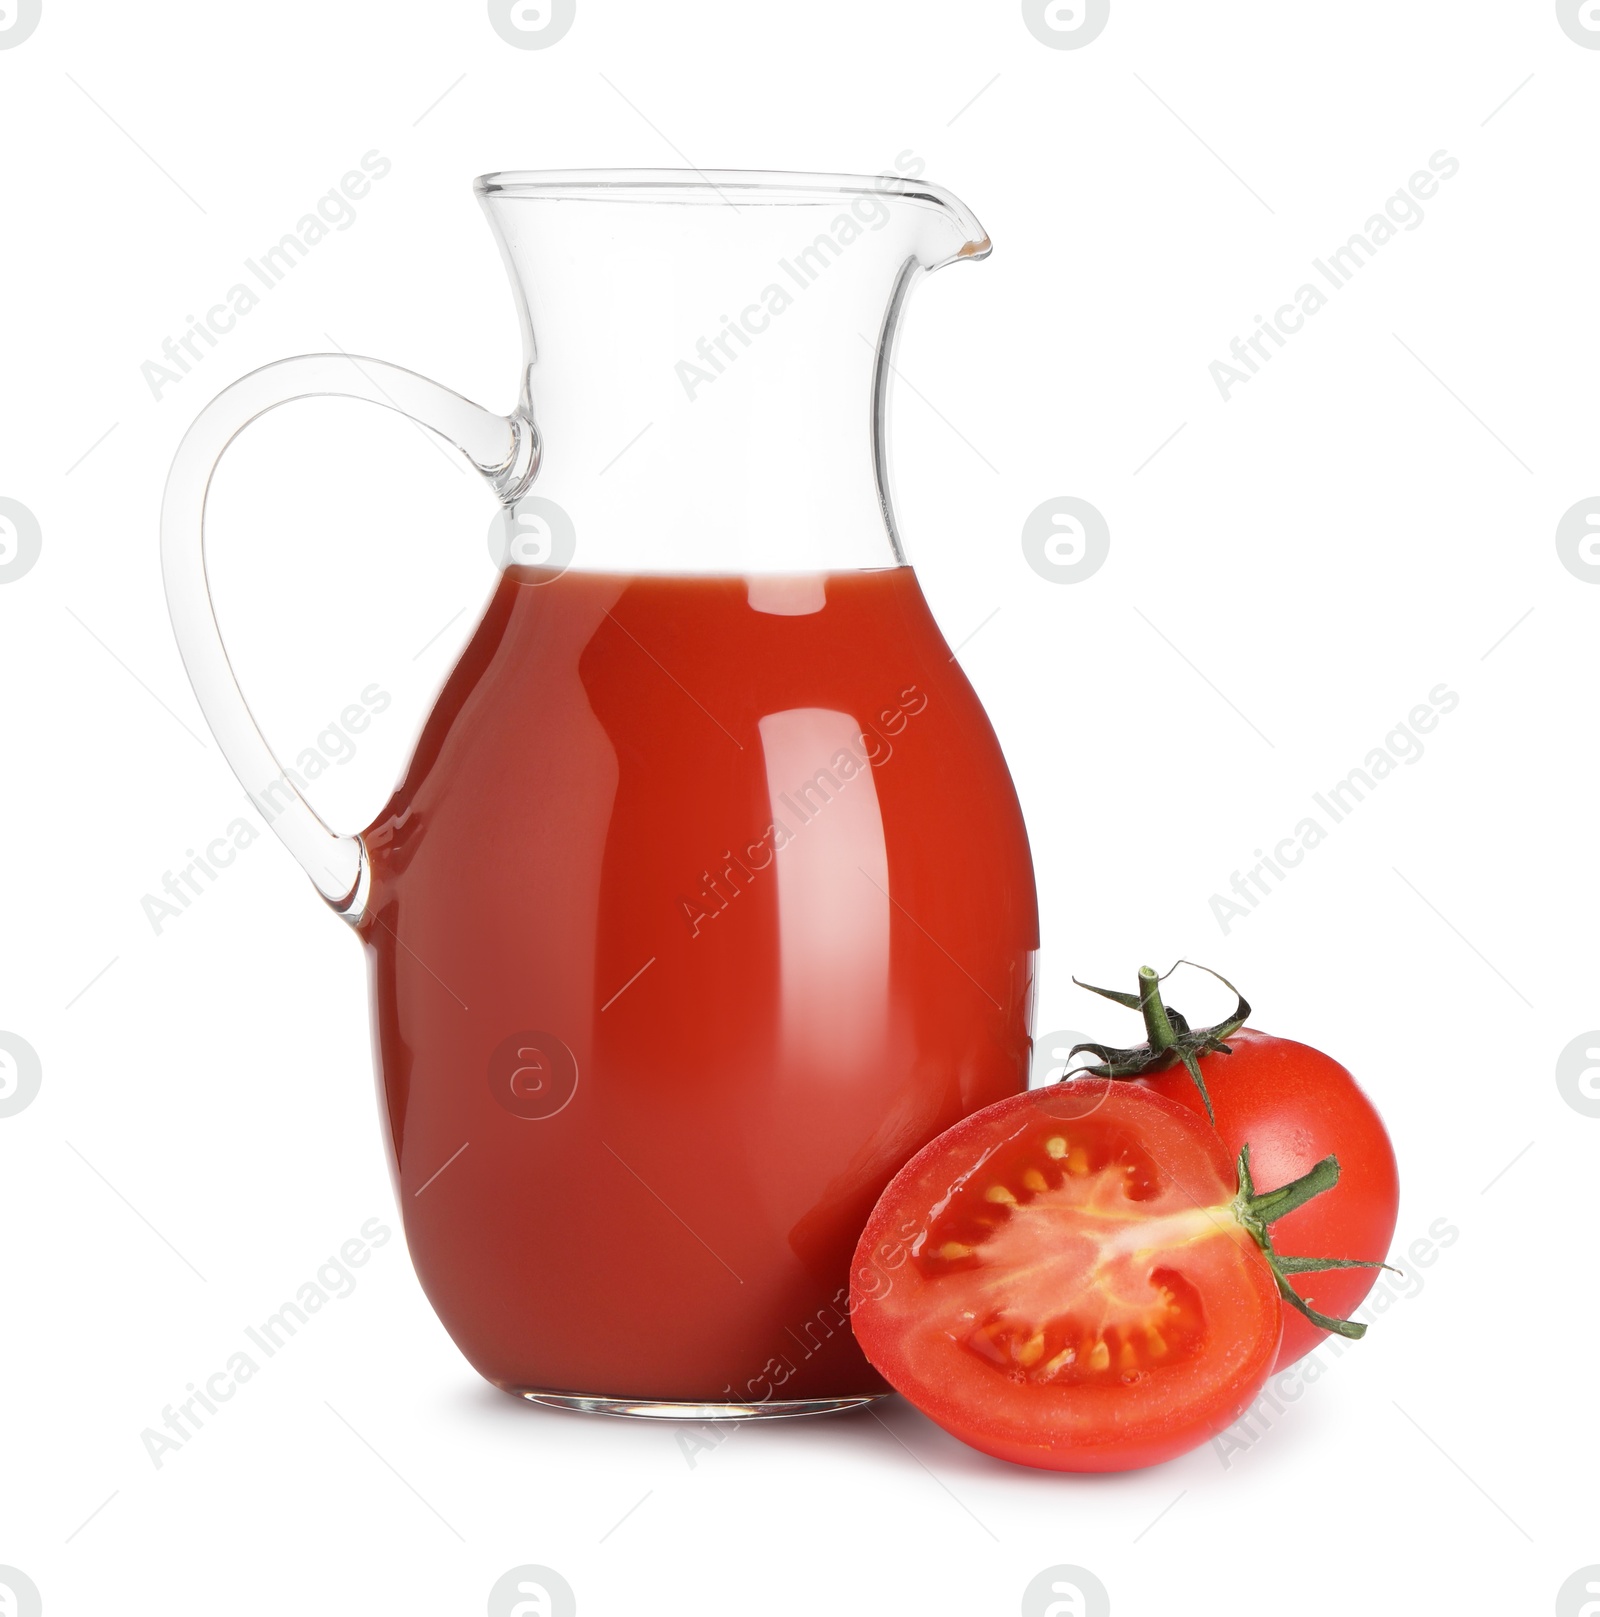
(359, 565, 1038, 1406)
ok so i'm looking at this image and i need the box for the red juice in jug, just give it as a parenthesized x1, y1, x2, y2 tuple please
(361, 564, 1038, 1405)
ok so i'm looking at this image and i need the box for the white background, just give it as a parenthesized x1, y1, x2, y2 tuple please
(1, 2, 1594, 1613)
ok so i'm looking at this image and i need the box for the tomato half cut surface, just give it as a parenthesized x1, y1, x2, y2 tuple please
(850, 1083, 1282, 1472)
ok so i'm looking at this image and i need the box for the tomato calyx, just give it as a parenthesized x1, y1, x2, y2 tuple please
(1066, 960, 1249, 1121)
(1231, 1145, 1395, 1339)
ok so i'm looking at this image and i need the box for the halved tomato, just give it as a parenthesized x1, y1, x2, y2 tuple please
(849, 1083, 1284, 1472)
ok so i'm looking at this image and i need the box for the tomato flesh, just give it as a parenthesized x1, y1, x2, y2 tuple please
(850, 1085, 1282, 1472)
(1138, 1028, 1399, 1370)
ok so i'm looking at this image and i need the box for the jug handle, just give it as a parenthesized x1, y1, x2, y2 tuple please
(160, 354, 536, 918)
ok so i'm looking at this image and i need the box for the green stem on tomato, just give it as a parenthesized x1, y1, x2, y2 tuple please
(1138, 966, 1180, 1054)
(1231, 1144, 1398, 1341)
(1069, 961, 1242, 1121)
(1242, 1150, 1340, 1224)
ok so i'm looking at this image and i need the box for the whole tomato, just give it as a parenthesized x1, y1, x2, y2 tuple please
(1069, 965, 1399, 1370)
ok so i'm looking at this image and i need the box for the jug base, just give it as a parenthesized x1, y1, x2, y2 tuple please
(515, 1390, 889, 1422)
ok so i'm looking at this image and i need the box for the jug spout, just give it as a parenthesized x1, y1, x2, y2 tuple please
(889, 176, 993, 271)
(475, 169, 992, 575)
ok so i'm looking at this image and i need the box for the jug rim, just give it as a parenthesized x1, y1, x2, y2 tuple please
(474, 168, 990, 257)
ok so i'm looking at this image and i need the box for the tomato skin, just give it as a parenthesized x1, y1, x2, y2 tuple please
(1137, 1028, 1399, 1370)
(849, 1085, 1283, 1473)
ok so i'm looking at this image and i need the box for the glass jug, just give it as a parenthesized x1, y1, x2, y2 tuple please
(162, 170, 1039, 1418)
